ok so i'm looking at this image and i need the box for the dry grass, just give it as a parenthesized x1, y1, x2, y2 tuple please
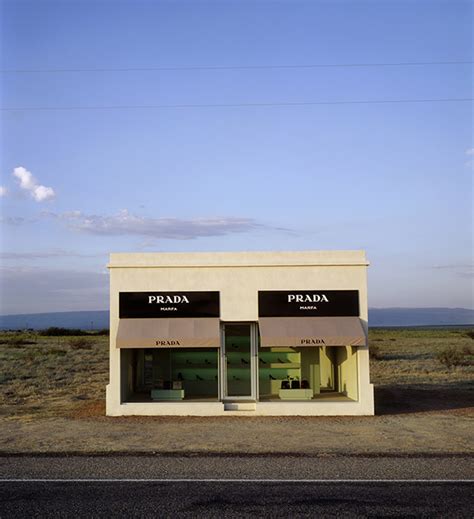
(368, 327, 474, 387)
(0, 332, 108, 421)
(0, 328, 473, 422)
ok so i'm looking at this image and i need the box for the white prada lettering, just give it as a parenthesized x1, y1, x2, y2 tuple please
(288, 294, 329, 303)
(148, 295, 190, 304)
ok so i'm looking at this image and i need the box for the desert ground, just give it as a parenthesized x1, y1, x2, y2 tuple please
(0, 327, 472, 455)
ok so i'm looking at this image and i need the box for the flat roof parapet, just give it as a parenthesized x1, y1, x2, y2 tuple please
(108, 250, 369, 268)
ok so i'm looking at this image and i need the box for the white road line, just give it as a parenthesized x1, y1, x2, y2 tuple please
(0, 479, 473, 483)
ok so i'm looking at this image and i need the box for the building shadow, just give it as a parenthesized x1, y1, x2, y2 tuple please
(374, 382, 474, 415)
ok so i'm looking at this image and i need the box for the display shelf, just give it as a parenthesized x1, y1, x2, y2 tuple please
(258, 349, 302, 399)
(260, 363, 300, 369)
(259, 347, 299, 355)
(172, 364, 218, 369)
(279, 388, 313, 400)
(151, 389, 185, 401)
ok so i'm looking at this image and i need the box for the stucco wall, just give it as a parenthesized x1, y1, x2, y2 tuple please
(106, 250, 373, 416)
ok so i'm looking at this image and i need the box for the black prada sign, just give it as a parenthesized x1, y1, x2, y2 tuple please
(119, 291, 220, 318)
(258, 290, 359, 317)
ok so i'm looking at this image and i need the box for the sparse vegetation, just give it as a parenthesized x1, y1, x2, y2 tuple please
(0, 327, 472, 423)
(0, 332, 108, 419)
(369, 344, 382, 359)
(437, 347, 464, 368)
(0, 333, 37, 346)
(68, 337, 94, 350)
(367, 327, 474, 386)
(0, 327, 472, 456)
(436, 345, 474, 369)
(39, 327, 109, 337)
(94, 329, 109, 336)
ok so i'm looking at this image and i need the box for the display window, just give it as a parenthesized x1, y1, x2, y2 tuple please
(258, 346, 358, 401)
(121, 348, 219, 402)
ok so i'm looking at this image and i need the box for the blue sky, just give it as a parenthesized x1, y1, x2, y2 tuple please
(0, 0, 472, 314)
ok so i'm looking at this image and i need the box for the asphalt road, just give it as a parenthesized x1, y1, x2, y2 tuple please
(1, 455, 472, 517)
(2, 480, 473, 518)
(2, 454, 473, 480)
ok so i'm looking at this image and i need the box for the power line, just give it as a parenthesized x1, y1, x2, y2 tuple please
(1, 61, 472, 73)
(1, 97, 472, 112)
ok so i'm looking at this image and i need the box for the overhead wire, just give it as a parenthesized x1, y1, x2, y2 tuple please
(1, 97, 472, 112)
(1, 61, 472, 73)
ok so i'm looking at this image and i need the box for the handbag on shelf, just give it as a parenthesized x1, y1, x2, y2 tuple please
(291, 379, 300, 389)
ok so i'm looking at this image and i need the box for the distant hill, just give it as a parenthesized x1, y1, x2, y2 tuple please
(368, 307, 474, 327)
(0, 307, 473, 330)
(0, 311, 109, 331)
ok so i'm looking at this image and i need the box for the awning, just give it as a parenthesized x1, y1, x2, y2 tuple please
(116, 318, 220, 348)
(259, 316, 366, 347)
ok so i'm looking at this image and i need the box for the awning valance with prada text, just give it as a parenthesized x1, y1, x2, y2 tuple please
(259, 316, 366, 348)
(116, 318, 221, 348)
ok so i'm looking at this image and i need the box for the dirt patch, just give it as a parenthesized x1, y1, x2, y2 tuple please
(1, 412, 472, 456)
(68, 400, 106, 419)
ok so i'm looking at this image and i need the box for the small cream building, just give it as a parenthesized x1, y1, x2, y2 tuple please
(106, 250, 374, 416)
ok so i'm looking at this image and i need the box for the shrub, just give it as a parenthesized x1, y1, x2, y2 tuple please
(40, 327, 88, 336)
(94, 329, 109, 336)
(0, 334, 37, 346)
(437, 347, 465, 368)
(69, 337, 94, 350)
(462, 345, 473, 355)
(369, 344, 382, 360)
(39, 327, 109, 336)
(44, 348, 68, 356)
(465, 331, 474, 340)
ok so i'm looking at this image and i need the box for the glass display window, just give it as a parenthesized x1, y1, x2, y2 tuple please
(121, 348, 219, 402)
(258, 346, 358, 401)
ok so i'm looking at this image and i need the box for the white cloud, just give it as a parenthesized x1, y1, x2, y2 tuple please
(13, 166, 55, 202)
(44, 209, 273, 239)
(32, 184, 55, 202)
(465, 148, 474, 156)
(0, 186, 6, 197)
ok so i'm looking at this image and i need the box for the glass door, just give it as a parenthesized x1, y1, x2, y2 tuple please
(221, 323, 257, 400)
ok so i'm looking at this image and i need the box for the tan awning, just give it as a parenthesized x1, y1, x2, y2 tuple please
(259, 317, 366, 347)
(116, 318, 220, 348)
